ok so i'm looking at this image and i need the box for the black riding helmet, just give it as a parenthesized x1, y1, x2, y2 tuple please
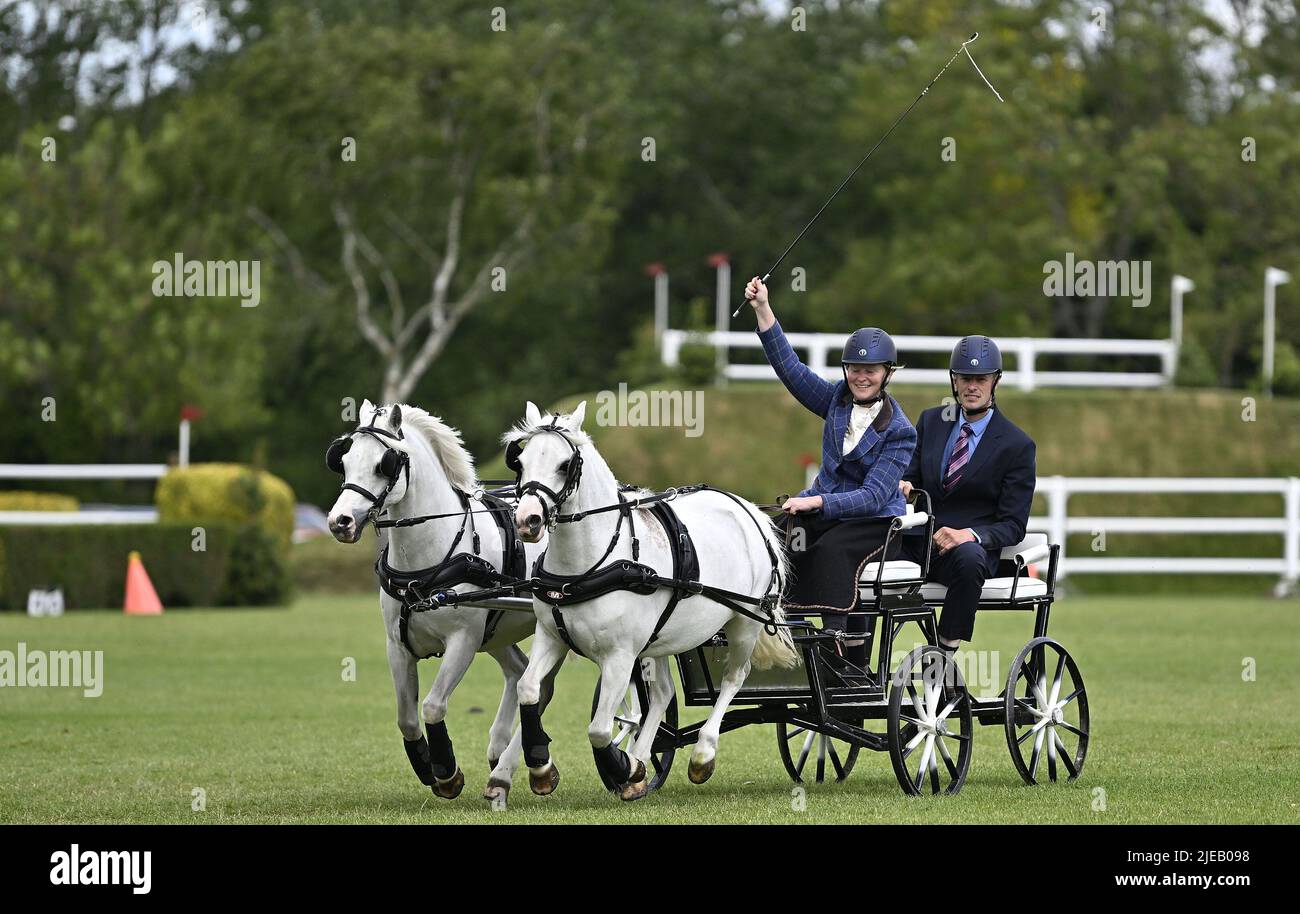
(841, 327, 899, 405)
(949, 335, 1003, 415)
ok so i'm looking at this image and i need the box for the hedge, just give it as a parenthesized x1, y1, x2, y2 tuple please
(0, 491, 79, 511)
(0, 522, 290, 610)
(156, 463, 295, 553)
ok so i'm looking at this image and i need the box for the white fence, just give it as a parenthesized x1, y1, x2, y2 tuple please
(0, 464, 166, 526)
(1030, 476, 1300, 595)
(3, 465, 1296, 593)
(662, 329, 1178, 391)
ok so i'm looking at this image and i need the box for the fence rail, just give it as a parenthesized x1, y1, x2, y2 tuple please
(2, 464, 1296, 594)
(662, 329, 1177, 391)
(1028, 476, 1299, 596)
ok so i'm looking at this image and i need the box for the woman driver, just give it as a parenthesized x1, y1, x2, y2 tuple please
(745, 277, 917, 663)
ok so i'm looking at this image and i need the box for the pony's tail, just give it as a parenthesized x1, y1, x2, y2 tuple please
(744, 501, 801, 672)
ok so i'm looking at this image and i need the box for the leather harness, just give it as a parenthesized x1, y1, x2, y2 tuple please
(532, 498, 702, 658)
(375, 490, 527, 659)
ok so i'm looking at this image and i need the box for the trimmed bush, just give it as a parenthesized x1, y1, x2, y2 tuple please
(0, 491, 79, 511)
(156, 463, 295, 553)
(0, 523, 289, 610)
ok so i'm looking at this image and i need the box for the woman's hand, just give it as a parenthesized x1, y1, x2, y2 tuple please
(781, 495, 823, 514)
(745, 276, 776, 331)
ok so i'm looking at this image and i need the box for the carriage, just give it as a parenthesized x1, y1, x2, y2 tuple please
(329, 402, 1088, 800)
(473, 490, 1089, 797)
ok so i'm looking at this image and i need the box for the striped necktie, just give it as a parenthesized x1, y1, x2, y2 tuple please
(943, 423, 974, 492)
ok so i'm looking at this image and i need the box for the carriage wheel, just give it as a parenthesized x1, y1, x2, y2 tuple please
(775, 722, 860, 784)
(590, 662, 678, 792)
(1004, 637, 1089, 785)
(887, 646, 973, 796)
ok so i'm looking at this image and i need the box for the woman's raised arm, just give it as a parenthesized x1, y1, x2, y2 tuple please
(747, 277, 836, 417)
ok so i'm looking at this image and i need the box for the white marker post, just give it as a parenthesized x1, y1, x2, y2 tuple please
(709, 253, 731, 388)
(1170, 274, 1194, 347)
(1264, 267, 1292, 397)
(1169, 274, 1194, 382)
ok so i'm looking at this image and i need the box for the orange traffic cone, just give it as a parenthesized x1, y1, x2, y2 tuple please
(124, 550, 164, 615)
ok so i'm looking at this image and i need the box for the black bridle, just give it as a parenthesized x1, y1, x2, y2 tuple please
(325, 410, 411, 522)
(505, 418, 584, 530)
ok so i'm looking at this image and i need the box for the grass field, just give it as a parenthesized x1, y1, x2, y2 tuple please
(2, 594, 1297, 824)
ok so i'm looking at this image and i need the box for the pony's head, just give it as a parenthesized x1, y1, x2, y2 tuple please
(326, 399, 411, 543)
(503, 400, 589, 543)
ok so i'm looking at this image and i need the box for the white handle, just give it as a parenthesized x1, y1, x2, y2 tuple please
(1016, 543, 1051, 565)
(894, 511, 929, 531)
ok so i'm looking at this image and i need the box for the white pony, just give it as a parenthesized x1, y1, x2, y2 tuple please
(326, 399, 547, 807)
(506, 401, 799, 800)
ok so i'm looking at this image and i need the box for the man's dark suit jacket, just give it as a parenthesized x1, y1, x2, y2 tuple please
(902, 407, 1036, 552)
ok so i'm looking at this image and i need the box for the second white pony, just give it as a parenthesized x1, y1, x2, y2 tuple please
(506, 401, 799, 801)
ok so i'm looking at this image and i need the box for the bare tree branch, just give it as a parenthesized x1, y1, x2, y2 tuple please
(246, 205, 331, 296)
(332, 201, 395, 361)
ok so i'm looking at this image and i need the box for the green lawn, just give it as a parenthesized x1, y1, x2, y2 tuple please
(1, 594, 1297, 824)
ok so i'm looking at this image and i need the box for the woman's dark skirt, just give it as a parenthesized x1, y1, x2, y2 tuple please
(779, 514, 899, 613)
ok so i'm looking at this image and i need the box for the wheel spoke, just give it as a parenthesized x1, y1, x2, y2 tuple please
(928, 746, 941, 794)
(1058, 720, 1088, 739)
(907, 680, 925, 720)
(1015, 697, 1045, 719)
(936, 696, 961, 724)
(1058, 686, 1084, 708)
(784, 726, 807, 743)
(1047, 724, 1058, 781)
(795, 730, 814, 775)
(1053, 731, 1078, 779)
(936, 733, 959, 780)
(1028, 726, 1045, 780)
(913, 736, 935, 792)
(816, 734, 827, 783)
(829, 741, 845, 780)
(1049, 651, 1066, 706)
(1016, 715, 1052, 745)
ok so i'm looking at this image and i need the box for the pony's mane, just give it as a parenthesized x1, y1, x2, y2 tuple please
(500, 413, 593, 449)
(398, 405, 478, 492)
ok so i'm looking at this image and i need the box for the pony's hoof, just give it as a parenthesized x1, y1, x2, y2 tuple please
(483, 778, 511, 808)
(529, 762, 560, 796)
(431, 767, 465, 799)
(619, 759, 649, 802)
(687, 755, 715, 784)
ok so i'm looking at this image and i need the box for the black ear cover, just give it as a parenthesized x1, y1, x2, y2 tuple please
(379, 448, 403, 479)
(326, 436, 351, 473)
(504, 440, 523, 475)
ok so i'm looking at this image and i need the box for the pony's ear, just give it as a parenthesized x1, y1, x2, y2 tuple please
(525, 401, 543, 426)
(388, 404, 403, 430)
(566, 400, 587, 431)
(360, 398, 375, 422)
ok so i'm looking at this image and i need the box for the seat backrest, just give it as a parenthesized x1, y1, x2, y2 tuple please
(998, 532, 1048, 561)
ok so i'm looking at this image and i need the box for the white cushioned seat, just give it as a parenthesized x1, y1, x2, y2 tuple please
(922, 576, 1048, 602)
(858, 560, 924, 596)
(859, 560, 923, 584)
